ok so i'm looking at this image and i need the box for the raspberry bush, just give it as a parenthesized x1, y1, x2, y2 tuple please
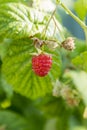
(0, 0, 87, 130)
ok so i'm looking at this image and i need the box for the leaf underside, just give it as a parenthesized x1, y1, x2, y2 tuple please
(0, 3, 62, 40)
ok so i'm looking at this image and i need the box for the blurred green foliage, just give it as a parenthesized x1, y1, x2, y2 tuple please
(74, 0, 87, 20)
(0, 0, 87, 130)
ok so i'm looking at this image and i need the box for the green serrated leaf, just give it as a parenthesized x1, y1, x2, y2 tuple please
(0, 3, 63, 40)
(1, 2, 62, 99)
(72, 51, 87, 71)
(2, 38, 62, 99)
(0, 110, 30, 130)
(74, 0, 87, 20)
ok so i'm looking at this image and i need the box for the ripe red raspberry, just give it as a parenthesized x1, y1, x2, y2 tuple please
(32, 54, 52, 77)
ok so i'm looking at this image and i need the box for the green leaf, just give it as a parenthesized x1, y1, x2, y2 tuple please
(65, 71, 87, 105)
(2, 38, 62, 99)
(0, 110, 30, 130)
(73, 126, 87, 130)
(0, 3, 63, 40)
(72, 51, 87, 71)
(0, 39, 12, 59)
(74, 0, 87, 20)
(69, 39, 87, 58)
(1, 2, 62, 99)
(0, 56, 13, 109)
(10, 93, 45, 130)
(38, 97, 69, 130)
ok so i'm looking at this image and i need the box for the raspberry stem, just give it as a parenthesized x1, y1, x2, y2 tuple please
(52, 16, 65, 40)
(60, 3, 86, 30)
(41, 7, 57, 39)
(57, 1, 87, 45)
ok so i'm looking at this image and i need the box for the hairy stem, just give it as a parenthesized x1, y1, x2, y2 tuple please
(57, 1, 87, 45)
(53, 16, 65, 40)
(41, 7, 57, 39)
(60, 3, 86, 30)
